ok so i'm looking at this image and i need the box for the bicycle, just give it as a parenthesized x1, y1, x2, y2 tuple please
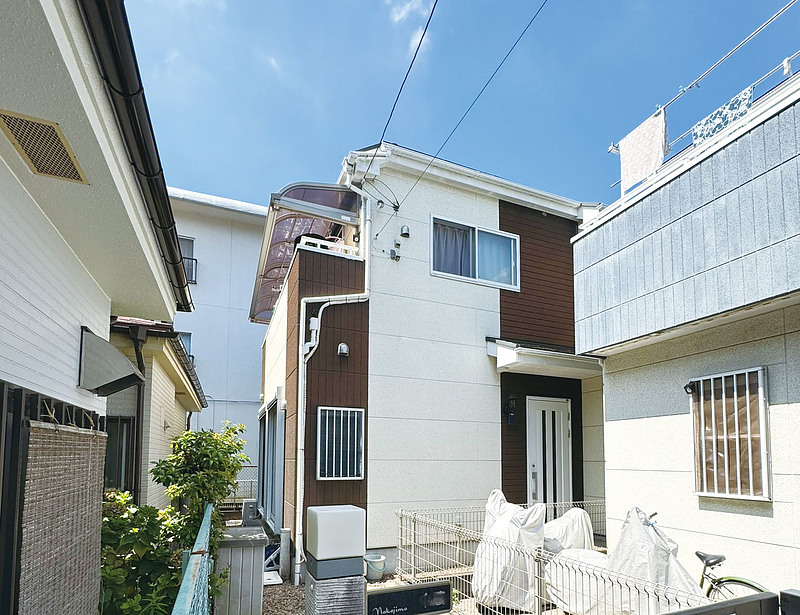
(696, 550, 769, 600)
(646, 513, 767, 600)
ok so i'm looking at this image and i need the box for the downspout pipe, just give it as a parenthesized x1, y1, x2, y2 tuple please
(77, 0, 193, 312)
(128, 325, 148, 504)
(293, 192, 372, 585)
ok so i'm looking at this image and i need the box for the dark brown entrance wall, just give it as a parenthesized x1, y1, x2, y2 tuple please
(499, 201, 577, 351)
(500, 373, 583, 504)
(282, 247, 368, 538)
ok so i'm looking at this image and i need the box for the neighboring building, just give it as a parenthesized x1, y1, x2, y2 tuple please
(105, 317, 207, 509)
(170, 188, 268, 466)
(0, 1, 192, 613)
(573, 71, 800, 590)
(251, 143, 603, 575)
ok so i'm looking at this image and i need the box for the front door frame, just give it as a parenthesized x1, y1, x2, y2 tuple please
(526, 395, 572, 504)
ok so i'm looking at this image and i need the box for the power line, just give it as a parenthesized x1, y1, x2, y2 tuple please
(398, 0, 550, 207)
(363, 0, 440, 181)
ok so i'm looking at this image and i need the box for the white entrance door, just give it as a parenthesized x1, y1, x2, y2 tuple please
(526, 397, 572, 503)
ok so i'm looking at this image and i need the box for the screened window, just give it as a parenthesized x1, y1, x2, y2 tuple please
(317, 407, 364, 480)
(431, 216, 519, 290)
(690, 368, 770, 500)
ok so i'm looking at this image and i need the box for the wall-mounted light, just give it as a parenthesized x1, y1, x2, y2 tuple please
(400, 225, 410, 238)
(163, 420, 171, 431)
(502, 394, 517, 425)
(337, 342, 350, 357)
(683, 381, 697, 395)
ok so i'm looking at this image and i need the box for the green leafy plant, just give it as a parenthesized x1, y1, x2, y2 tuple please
(100, 491, 181, 615)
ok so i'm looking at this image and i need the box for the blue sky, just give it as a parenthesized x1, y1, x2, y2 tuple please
(126, 0, 799, 206)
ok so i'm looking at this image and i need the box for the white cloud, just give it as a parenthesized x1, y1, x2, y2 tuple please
(252, 48, 282, 76)
(408, 26, 425, 54)
(390, 0, 429, 23)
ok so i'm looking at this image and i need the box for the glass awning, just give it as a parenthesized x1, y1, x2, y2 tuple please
(250, 183, 360, 323)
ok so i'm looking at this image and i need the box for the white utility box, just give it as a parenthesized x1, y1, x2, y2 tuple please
(306, 505, 365, 560)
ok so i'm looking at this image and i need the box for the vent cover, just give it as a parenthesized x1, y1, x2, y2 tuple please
(0, 110, 87, 184)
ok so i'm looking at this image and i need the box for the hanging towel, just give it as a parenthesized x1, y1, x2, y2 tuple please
(619, 108, 668, 194)
(691, 86, 753, 145)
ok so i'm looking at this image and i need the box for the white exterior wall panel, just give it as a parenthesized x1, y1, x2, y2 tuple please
(366, 168, 502, 548)
(603, 306, 800, 590)
(0, 159, 109, 413)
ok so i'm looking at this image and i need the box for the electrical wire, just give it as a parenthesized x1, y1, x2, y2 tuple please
(398, 0, 550, 208)
(363, 0, 440, 181)
(663, 0, 799, 109)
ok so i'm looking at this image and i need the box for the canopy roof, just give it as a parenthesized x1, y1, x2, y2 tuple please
(250, 183, 360, 323)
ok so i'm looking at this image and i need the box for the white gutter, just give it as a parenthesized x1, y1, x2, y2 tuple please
(293, 189, 372, 585)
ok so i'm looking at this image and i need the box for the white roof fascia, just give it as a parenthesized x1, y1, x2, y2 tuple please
(168, 187, 268, 218)
(342, 144, 585, 221)
(574, 72, 800, 242)
(488, 339, 602, 380)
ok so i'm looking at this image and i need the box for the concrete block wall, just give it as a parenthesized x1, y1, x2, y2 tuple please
(0, 159, 109, 413)
(574, 100, 800, 354)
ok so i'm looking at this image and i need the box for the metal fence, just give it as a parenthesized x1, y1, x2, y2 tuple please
(172, 504, 213, 615)
(219, 465, 258, 511)
(396, 500, 711, 615)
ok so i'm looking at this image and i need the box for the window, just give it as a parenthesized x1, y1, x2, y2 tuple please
(104, 416, 135, 492)
(317, 406, 364, 480)
(431, 216, 519, 290)
(258, 400, 285, 533)
(179, 236, 197, 284)
(690, 368, 770, 500)
(178, 331, 193, 364)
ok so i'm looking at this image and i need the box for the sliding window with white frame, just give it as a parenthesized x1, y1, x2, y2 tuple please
(430, 215, 520, 291)
(689, 367, 771, 500)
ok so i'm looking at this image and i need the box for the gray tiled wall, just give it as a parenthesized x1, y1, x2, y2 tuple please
(574, 100, 800, 354)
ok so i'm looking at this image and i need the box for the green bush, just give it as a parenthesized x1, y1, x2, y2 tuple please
(100, 423, 249, 614)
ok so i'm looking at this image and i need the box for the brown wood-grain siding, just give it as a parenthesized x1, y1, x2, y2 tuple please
(499, 201, 577, 350)
(283, 249, 368, 538)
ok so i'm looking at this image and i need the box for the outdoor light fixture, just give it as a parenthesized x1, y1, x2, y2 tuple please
(502, 394, 517, 425)
(337, 342, 350, 357)
(683, 382, 697, 395)
(163, 420, 171, 430)
(400, 225, 410, 238)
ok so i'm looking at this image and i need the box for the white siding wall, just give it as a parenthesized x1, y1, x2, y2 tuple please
(0, 158, 109, 413)
(582, 376, 605, 501)
(263, 286, 288, 402)
(366, 168, 502, 547)
(172, 199, 266, 465)
(603, 306, 800, 590)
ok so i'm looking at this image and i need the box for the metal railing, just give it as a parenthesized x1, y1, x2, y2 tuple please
(396, 500, 710, 615)
(219, 465, 258, 511)
(172, 503, 213, 615)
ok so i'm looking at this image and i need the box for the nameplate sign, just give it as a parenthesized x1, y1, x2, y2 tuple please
(366, 581, 451, 615)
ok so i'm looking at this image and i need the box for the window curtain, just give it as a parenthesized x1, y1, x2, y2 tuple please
(433, 220, 473, 277)
(478, 230, 515, 285)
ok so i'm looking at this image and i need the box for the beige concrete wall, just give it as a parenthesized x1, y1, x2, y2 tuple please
(582, 375, 604, 501)
(603, 306, 800, 590)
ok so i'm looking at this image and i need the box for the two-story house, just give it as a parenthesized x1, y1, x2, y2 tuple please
(251, 143, 603, 579)
(573, 70, 800, 590)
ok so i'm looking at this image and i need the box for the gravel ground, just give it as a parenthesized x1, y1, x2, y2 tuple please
(262, 582, 304, 615)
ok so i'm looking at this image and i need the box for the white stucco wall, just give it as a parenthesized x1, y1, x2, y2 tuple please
(172, 197, 267, 465)
(603, 306, 800, 591)
(365, 167, 503, 547)
(0, 158, 109, 413)
(582, 376, 605, 501)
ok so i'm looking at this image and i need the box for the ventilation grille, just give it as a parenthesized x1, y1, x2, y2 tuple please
(0, 110, 87, 184)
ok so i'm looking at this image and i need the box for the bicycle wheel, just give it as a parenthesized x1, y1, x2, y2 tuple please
(708, 578, 767, 600)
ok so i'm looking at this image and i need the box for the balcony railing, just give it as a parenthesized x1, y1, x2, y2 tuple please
(183, 257, 197, 284)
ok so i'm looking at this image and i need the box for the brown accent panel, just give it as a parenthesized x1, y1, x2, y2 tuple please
(283, 248, 368, 538)
(500, 373, 583, 504)
(499, 201, 577, 350)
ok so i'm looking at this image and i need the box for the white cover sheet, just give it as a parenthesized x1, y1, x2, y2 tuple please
(543, 507, 595, 552)
(472, 490, 546, 611)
